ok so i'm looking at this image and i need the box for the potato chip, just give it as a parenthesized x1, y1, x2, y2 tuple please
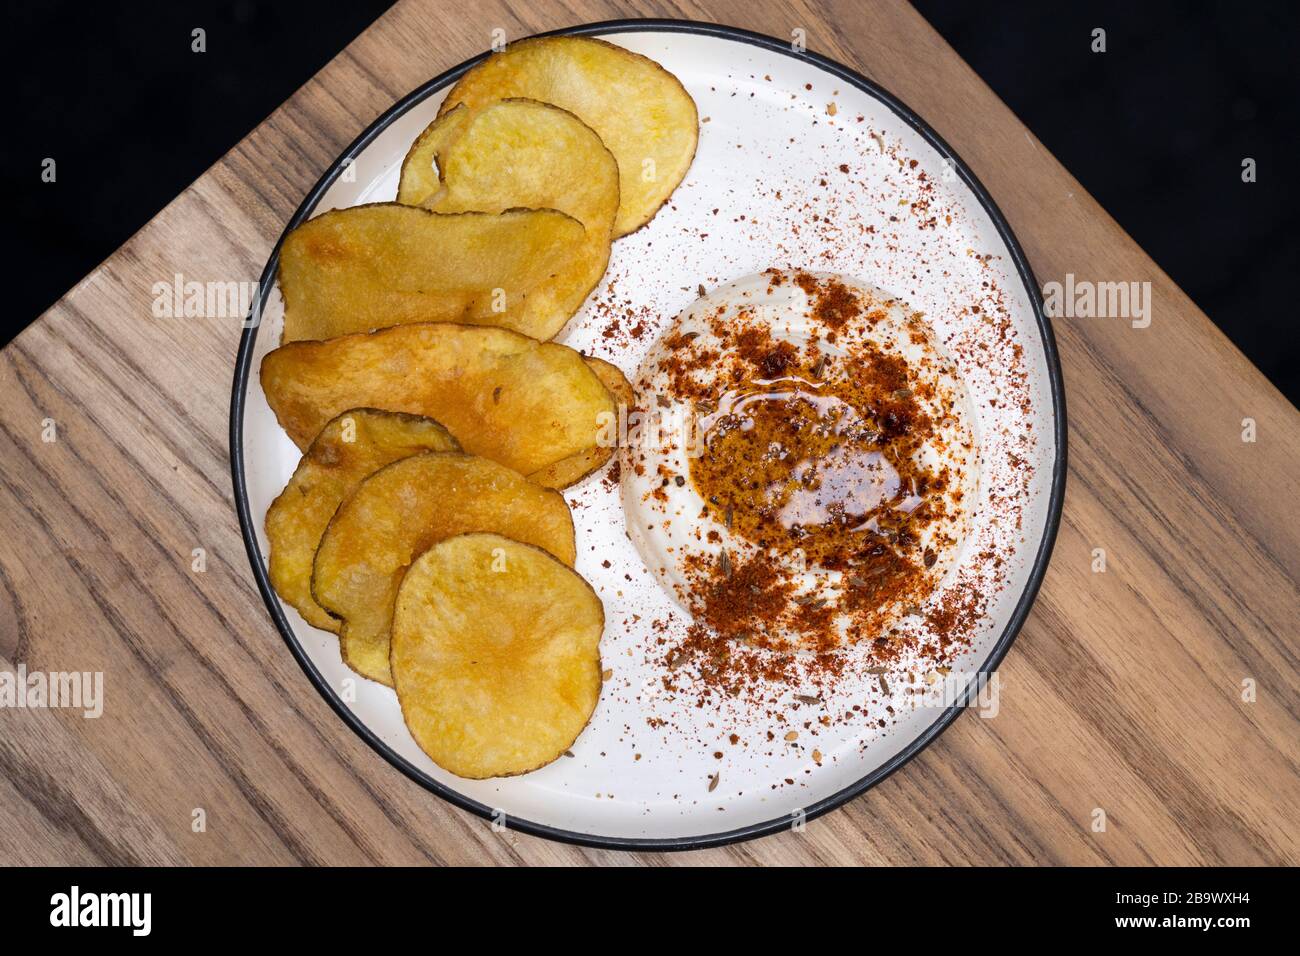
(312, 453, 576, 685)
(277, 203, 587, 342)
(439, 36, 698, 236)
(583, 355, 636, 409)
(260, 322, 615, 483)
(265, 408, 459, 632)
(391, 533, 603, 778)
(398, 99, 618, 338)
(526, 356, 634, 487)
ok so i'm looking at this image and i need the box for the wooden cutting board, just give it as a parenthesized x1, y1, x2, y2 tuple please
(1, 0, 1296, 865)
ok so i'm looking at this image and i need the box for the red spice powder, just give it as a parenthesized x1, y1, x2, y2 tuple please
(793, 270, 863, 332)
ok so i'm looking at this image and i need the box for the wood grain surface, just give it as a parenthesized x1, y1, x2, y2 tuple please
(1, 0, 1296, 866)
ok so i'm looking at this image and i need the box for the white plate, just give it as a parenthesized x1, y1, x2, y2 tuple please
(232, 20, 1066, 850)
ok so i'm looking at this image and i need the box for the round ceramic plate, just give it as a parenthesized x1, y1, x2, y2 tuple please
(232, 20, 1066, 850)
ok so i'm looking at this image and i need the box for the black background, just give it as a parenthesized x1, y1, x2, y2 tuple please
(7, 866, 1277, 935)
(5, 0, 1298, 402)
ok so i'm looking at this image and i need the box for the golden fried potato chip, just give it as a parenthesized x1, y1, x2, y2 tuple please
(583, 355, 636, 409)
(313, 453, 576, 685)
(526, 356, 634, 487)
(265, 408, 459, 632)
(439, 36, 698, 236)
(391, 533, 603, 778)
(260, 322, 615, 483)
(398, 100, 618, 338)
(277, 203, 587, 343)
